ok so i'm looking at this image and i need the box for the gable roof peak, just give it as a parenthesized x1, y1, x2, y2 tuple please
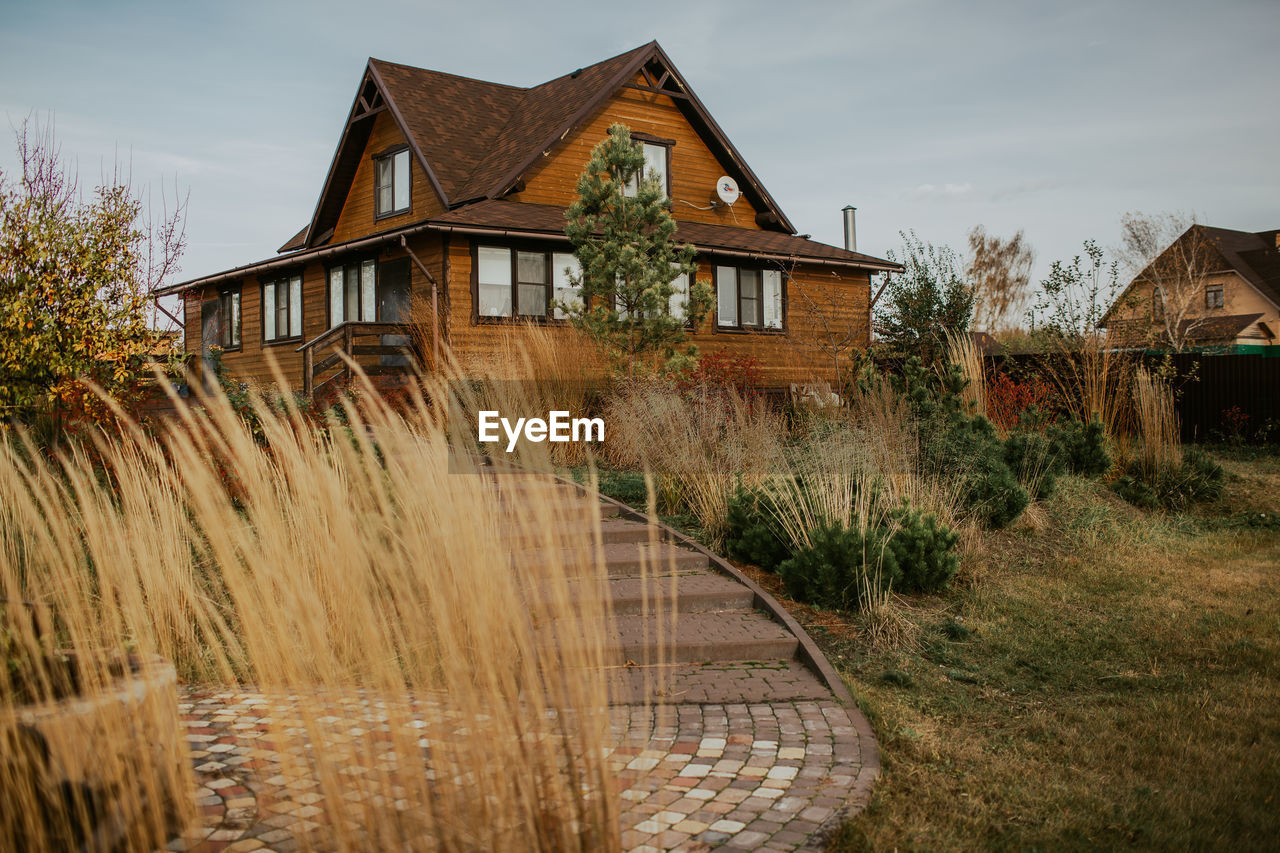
(300, 41, 794, 249)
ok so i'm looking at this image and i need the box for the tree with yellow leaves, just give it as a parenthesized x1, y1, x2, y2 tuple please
(0, 120, 186, 429)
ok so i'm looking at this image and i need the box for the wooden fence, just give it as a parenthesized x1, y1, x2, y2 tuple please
(876, 352, 1280, 444)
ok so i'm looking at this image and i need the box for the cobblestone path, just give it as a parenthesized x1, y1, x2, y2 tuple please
(166, 480, 878, 852)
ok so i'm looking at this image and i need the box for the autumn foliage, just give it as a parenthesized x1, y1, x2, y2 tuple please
(0, 120, 185, 430)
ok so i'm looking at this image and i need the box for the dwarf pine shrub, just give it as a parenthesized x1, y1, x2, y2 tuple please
(1049, 417, 1111, 477)
(724, 484, 792, 572)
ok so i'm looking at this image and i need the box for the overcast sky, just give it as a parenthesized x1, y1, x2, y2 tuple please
(2, 0, 1277, 306)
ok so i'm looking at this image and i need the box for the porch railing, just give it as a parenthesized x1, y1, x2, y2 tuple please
(296, 321, 416, 397)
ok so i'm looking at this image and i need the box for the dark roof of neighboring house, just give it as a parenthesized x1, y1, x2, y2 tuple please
(1100, 224, 1280, 327)
(430, 200, 901, 270)
(1179, 312, 1264, 341)
(1201, 226, 1280, 308)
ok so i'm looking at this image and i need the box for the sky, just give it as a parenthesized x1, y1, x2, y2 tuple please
(2, 0, 1277, 312)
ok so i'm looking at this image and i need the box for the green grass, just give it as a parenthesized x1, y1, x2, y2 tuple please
(733, 453, 1280, 851)
(577, 448, 1280, 849)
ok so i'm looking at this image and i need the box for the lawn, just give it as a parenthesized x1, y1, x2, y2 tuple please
(719, 447, 1280, 850)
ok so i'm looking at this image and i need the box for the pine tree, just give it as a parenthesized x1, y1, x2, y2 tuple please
(562, 123, 710, 375)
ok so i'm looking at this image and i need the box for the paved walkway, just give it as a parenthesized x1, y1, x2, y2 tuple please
(167, 480, 878, 852)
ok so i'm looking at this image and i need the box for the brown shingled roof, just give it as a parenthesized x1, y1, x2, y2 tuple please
(1178, 312, 1265, 342)
(1201, 225, 1280, 308)
(297, 42, 799, 252)
(430, 200, 900, 270)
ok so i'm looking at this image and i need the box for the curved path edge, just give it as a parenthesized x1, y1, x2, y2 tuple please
(558, 476, 882, 845)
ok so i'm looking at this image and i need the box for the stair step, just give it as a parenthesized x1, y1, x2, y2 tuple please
(608, 612, 799, 665)
(607, 660, 833, 705)
(501, 517, 658, 547)
(606, 574, 755, 615)
(511, 541, 706, 576)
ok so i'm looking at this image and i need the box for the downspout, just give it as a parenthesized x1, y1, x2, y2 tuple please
(400, 235, 439, 367)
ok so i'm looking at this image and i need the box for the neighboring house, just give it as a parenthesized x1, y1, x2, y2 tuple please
(156, 41, 900, 393)
(1100, 224, 1280, 354)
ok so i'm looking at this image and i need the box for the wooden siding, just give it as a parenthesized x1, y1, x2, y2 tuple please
(508, 75, 764, 230)
(330, 110, 443, 244)
(443, 237, 868, 386)
(187, 233, 445, 388)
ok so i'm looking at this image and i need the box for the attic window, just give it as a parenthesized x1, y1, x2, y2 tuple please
(1205, 283, 1224, 309)
(622, 142, 670, 199)
(375, 148, 411, 217)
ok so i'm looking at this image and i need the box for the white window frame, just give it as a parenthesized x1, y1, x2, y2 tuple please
(622, 141, 670, 199)
(328, 259, 378, 328)
(262, 273, 303, 343)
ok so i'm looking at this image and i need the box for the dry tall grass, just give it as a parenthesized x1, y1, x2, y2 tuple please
(1040, 344, 1134, 441)
(1, 367, 620, 852)
(602, 382, 785, 544)
(944, 330, 986, 418)
(1133, 366, 1181, 477)
(451, 323, 606, 467)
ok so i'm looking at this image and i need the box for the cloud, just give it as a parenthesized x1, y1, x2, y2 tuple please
(904, 182, 974, 201)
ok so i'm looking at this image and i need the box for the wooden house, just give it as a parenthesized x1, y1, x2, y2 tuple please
(156, 42, 901, 393)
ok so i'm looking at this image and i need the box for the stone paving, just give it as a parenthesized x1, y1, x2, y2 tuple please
(169, 690, 866, 852)
(164, 483, 878, 851)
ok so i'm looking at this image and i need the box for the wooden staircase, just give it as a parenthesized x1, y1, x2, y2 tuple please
(296, 321, 417, 397)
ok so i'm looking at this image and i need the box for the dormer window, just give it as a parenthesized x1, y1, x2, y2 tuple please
(623, 140, 671, 199)
(375, 148, 411, 217)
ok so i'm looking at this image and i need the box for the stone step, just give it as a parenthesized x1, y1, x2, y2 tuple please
(531, 571, 754, 615)
(608, 611, 799, 665)
(606, 574, 756, 616)
(501, 517, 658, 547)
(498, 497, 621, 520)
(607, 660, 833, 705)
(511, 541, 707, 576)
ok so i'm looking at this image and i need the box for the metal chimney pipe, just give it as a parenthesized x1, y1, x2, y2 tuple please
(842, 205, 857, 252)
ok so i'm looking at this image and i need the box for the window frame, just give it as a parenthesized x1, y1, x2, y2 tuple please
(713, 262, 787, 333)
(472, 241, 585, 325)
(217, 284, 242, 351)
(373, 145, 412, 220)
(622, 134, 673, 199)
(1205, 283, 1225, 310)
(259, 270, 304, 346)
(325, 258, 379, 328)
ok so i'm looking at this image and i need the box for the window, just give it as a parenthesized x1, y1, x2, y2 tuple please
(1206, 283, 1224, 309)
(552, 252, 582, 319)
(477, 245, 585, 320)
(328, 259, 377, 327)
(1152, 289, 1165, 322)
(375, 148, 411, 217)
(262, 273, 303, 342)
(716, 265, 783, 330)
(218, 287, 241, 349)
(622, 142, 670, 199)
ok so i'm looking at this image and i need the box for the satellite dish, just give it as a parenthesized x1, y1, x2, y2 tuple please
(715, 176, 740, 205)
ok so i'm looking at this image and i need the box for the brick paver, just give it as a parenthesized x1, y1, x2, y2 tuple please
(164, 483, 877, 851)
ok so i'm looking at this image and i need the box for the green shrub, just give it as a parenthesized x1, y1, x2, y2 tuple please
(1113, 447, 1225, 510)
(1049, 418, 1111, 477)
(884, 502, 960, 592)
(724, 485, 792, 571)
(777, 522, 890, 610)
(777, 504, 960, 611)
(929, 415, 1029, 528)
(1003, 430, 1065, 501)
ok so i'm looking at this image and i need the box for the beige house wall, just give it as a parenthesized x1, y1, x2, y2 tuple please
(1106, 270, 1279, 347)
